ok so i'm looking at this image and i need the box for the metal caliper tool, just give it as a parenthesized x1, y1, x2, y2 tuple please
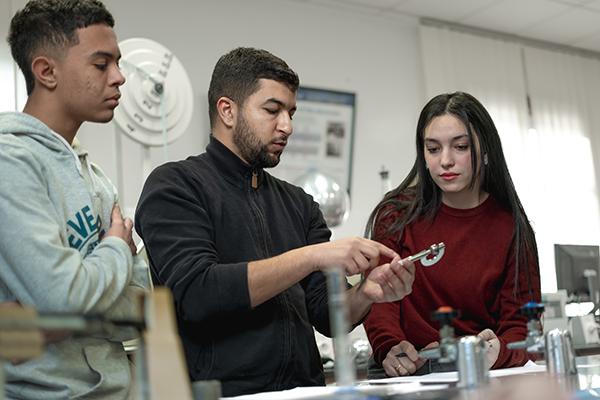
(404, 242, 445, 266)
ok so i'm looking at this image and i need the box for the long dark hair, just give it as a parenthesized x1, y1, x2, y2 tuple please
(365, 91, 539, 299)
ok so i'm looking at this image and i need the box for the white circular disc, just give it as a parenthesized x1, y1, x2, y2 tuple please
(421, 246, 445, 266)
(113, 38, 194, 146)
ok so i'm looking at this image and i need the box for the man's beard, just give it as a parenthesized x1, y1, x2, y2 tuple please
(232, 111, 283, 169)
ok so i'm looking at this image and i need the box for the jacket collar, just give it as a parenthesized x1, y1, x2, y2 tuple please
(206, 134, 264, 189)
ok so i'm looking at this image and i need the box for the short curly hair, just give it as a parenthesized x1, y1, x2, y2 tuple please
(208, 47, 299, 129)
(7, 0, 115, 95)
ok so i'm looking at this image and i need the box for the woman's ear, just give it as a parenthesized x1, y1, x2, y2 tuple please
(30, 56, 58, 90)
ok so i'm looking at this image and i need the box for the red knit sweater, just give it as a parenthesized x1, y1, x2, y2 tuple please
(364, 195, 541, 370)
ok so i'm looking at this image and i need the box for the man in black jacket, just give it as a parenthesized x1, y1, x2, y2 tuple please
(135, 47, 415, 397)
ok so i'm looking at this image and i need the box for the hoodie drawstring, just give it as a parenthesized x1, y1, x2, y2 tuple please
(85, 157, 101, 198)
(48, 130, 101, 198)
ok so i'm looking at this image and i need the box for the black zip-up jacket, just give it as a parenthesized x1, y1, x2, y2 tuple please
(135, 135, 337, 397)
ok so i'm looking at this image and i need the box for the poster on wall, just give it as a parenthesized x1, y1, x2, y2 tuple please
(270, 87, 356, 192)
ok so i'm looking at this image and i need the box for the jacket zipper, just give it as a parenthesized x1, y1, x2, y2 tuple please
(247, 168, 293, 388)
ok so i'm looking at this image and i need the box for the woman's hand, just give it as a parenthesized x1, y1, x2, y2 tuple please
(477, 328, 500, 369)
(382, 340, 438, 376)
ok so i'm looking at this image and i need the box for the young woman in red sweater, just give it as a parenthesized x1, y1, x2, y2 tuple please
(363, 92, 541, 378)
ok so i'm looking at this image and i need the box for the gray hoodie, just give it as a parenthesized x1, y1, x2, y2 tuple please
(0, 112, 149, 399)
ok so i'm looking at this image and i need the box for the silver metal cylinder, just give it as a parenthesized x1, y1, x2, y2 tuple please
(325, 266, 356, 387)
(457, 336, 489, 389)
(544, 329, 578, 377)
(192, 380, 221, 400)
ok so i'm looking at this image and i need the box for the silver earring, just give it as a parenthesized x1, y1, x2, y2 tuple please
(484, 158, 488, 165)
(425, 164, 429, 170)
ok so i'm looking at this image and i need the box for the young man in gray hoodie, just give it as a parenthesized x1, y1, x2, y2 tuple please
(0, 0, 149, 398)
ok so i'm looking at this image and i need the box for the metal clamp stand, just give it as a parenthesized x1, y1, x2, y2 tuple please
(325, 266, 356, 388)
(456, 336, 488, 389)
(419, 307, 460, 363)
(420, 307, 489, 390)
(508, 302, 579, 393)
(507, 302, 545, 352)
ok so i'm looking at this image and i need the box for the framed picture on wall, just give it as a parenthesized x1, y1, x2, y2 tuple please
(270, 86, 356, 193)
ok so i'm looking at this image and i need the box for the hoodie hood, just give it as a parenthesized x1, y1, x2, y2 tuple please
(0, 111, 100, 196)
(0, 111, 67, 152)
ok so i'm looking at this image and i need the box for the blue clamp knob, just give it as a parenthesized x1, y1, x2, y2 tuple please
(519, 302, 544, 321)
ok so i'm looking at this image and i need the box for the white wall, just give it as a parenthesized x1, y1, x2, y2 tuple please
(74, 0, 425, 241)
(5, 0, 600, 295)
(0, 1, 16, 112)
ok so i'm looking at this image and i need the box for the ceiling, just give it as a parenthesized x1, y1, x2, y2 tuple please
(287, 0, 600, 54)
